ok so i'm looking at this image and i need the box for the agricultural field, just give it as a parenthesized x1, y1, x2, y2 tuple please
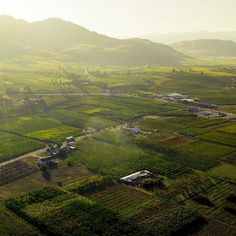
(218, 122, 236, 134)
(0, 115, 82, 142)
(0, 202, 40, 236)
(184, 181, 236, 228)
(0, 161, 38, 187)
(199, 130, 236, 147)
(0, 159, 95, 200)
(178, 141, 236, 160)
(0, 131, 43, 162)
(89, 184, 154, 213)
(135, 117, 187, 132)
(0, 62, 236, 235)
(48, 108, 119, 129)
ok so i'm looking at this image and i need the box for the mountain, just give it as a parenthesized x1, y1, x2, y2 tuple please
(140, 31, 236, 45)
(0, 16, 186, 66)
(172, 39, 236, 57)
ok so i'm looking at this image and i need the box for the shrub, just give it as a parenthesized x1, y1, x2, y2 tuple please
(40, 164, 48, 172)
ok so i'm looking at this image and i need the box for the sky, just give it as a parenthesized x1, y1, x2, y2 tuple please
(0, 0, 235, 37)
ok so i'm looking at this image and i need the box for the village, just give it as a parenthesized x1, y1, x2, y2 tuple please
(154, 92, 236, 119)
(36, 136, 78, 168)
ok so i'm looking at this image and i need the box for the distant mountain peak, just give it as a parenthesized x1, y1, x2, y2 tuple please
(172, 39, 236, 57)
(0, 15, 187, 65)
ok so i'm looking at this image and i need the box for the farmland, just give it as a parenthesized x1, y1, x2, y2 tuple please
(0, 60, 236, 235)
(89, 184, 154, 213)
(0, 203, 40, 236)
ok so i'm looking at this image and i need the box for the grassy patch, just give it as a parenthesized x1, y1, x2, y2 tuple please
(0, 132, 43, 162)
(26, 125, 81, 142)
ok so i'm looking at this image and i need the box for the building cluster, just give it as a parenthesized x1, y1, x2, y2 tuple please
(122, 124, 152, 136)
(155, 93, 218, 109)
(154, 93, 233, 119)
(37, 136, 77, 167)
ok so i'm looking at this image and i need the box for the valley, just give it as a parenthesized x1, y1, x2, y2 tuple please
(0, 57, 236, 235)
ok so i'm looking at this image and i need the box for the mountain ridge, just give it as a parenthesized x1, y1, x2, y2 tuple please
(0, 15, 186, 66)
(172, 39, 236, 57)
(140, 31, 236, 45)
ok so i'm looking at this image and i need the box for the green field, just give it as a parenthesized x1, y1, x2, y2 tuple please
(0, 61, 236, 235)
(199, 131, 236, 147)
(90, 184, 153, 213)
(0, 115, 81, 142)
(178, 141, 235, 159)
(0, 132, 43, 162)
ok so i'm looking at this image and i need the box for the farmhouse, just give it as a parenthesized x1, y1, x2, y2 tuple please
(167, 93, 188, 99)
(83, 127, 96, 134)
(37, 157, 58, 166)
(120, 170, 154, 184)
(197, 101, 218, 109)
(46, 145, 59, 157)
(197, 110, 227, 119)
(186, 106, 200, 113)
(66, 136, 75, 143)
(130, 126, 141, 134)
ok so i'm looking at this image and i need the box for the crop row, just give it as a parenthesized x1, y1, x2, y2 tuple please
(0, 161, 37, 187)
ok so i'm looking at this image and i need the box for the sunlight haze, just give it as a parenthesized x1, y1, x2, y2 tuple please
(0, 0, 235, 37)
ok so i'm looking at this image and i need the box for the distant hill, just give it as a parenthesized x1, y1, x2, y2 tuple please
(172, 39, 236, 57)
(140, 31, 236, 45)
(0, 16, 186, 66)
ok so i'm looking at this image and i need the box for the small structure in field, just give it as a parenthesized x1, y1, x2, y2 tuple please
(65, 136, 77, 151)
(120, 170, 154, 184)
(66, 136, 75, 143)
(186, 107, 200, 113)
(67, 142, 77, 151)
(130, 126, 141, 134)
(197, 110, 227, 119)
(197, 101, 218, 110)
(37, 156, 58, 166)
(83, 127, 96, 134)
(46, 145, 60, 157)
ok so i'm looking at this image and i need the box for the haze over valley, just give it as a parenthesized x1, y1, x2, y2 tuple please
(0, 1, 236, 236)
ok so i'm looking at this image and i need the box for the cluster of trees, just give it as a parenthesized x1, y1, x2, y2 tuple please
(64, 175, 114, 195)
(6, 187, 66, 210)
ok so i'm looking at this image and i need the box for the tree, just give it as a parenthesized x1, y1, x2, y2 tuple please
(40, 164, 48, 172)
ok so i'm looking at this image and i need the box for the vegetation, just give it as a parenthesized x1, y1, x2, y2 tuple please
(173, 39, 236, 57)
(0, 34, 236, 234)
(64, 175, 114, 194)
(0, 203, 40, 236)
(0, 16, 186, 66)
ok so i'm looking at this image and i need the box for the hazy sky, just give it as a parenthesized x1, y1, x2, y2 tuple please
(0, 0, 235, 37)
